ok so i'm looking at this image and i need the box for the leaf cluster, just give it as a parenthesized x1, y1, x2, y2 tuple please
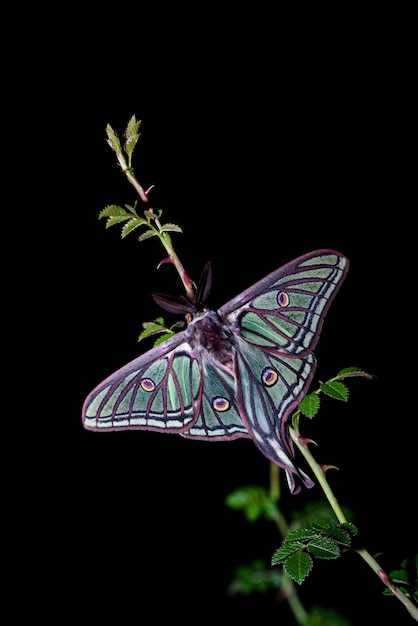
(138, 317, 185, 346)
(225, 485, 278, 522)
(271, 520, 358, 584)
(298, 367, 372, 419)
(106, 115, 141, 168)
(99, 204, 182, 243)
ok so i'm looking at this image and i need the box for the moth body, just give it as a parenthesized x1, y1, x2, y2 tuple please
(186, 309, 235, 369)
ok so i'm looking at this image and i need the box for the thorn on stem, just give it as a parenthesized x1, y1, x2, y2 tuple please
(145, 185, 155, 196)
(298, 436, 317, 449)
(320, 464, 339, 473)
(157, 256, 174, 269)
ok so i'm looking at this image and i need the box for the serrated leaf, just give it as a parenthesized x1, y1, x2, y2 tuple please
(154, 332, 175, 346)
(125, 115, 141, 137)
(299, 393, 320, 418)
(99, 204, 129, 219)
(105, 215, 134, 229)
(283, 552, 313, 584)
(339, 522, 358, 536)
(138, 325, 167, 342)
(121, 218, 149, 238)
(284, 528, 318, 543)
(310, 519, 331, 532)
(308, 536, 341, 559)
(138, 229, 158, 242)
(160, 223, 183, 233)
(336, 366, 373, 380)
(105, 124, 122, 153)
(320, 380, 349, 401)
(142, 317, 165, 329)
(124, 115, 141, 159)
(323, 527, 351, 546)
(271, 541, 305, 565)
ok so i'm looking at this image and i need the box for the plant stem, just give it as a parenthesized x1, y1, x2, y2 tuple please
(122, 164, 195, 300)
(289, 425, 347, 524)
(108, 121, 195, 300)
(289, 422, 418, 621)
(266, 463, 309, 625)
(355, 548, 418, 621)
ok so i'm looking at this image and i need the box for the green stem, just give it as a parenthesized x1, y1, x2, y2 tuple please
(121, 165, 195, 300)
(108, 125, 194, 299)
(289, 421, 418, 622)
(355, 548, 418, 621)
(269, 463, 310, 625)
(289, 424, 347, 524)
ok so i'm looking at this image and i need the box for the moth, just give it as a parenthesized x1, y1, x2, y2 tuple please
(82, 249, 349, 494)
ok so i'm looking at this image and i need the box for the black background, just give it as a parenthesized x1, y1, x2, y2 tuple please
(23, 12, 416, 625)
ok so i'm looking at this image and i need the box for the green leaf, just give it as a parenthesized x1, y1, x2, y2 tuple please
(160, 223, 183, 234)
(121, 218, 149, 238)
(225, 486, 270, 522)
(339, 521, 358, 537)
(124, 115, 141, 159)
(323, 526, 352, 546)
(335, 366, 373, 380)
(383, 554, 418, 600)
(283, 552, 313, 584)
(105, 123, 122, 153)
(387, 569, 410, 585)
(320, 380, 349, 401)
(271, 541, 305, 565)
(308, 536, 341, 559)
(138, 324, 167, 342)
(284, 528, 318, 543)
(105, 215, 133, 229)
(138, 319, 184, 345)
(99, 204, 129, 219)
(225, 485, 280, 522)
(299, 392, 320, 418)
(154, 332, 175, 345)
(309, 520, 356, 546)
(310, 519, 331, 532)
(138, 229, 158, 242)
(141, 318, 164, 329)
